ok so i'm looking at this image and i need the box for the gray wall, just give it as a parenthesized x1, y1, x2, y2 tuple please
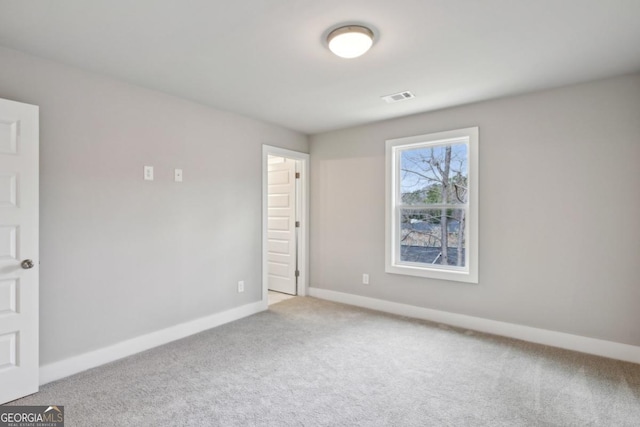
(0, 46, 308, 365)
(310, 73, 640, 346)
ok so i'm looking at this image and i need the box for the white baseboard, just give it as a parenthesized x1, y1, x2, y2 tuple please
(309, 287, 640, 365)
(40, 300, 267, 385)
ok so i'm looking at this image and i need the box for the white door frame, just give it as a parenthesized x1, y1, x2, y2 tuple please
(262, 145, 309, 306)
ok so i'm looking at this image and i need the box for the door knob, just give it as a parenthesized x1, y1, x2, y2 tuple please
(21, 259, 34, 269)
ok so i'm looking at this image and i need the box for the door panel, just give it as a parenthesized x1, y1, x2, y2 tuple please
(267, 156, 297, 295)
(0, 174, 18, 207)
(269, 238, 291, 253)
(267, 216, 290, 231)
(0, 98, 39, 404)
(0, 332, 18, 370)
(0, 279, 18, 315)
(0, 119, 19, 154)
(0, 226, 18, 259)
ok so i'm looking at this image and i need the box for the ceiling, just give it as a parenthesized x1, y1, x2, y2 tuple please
(1, 0, 639, 134)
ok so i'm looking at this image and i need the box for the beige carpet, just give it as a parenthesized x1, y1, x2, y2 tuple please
(9, 297, 640, 426)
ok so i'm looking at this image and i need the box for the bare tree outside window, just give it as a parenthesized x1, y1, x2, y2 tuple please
(399, 143, 468, 267)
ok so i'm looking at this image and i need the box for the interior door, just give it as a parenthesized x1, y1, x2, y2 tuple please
(0, 98, 39, 403)
(267, 156, 297, 295)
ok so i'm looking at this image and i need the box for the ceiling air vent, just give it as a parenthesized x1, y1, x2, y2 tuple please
(381, 91, 415, 103)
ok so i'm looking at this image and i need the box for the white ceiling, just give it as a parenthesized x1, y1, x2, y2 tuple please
(1, 0, 639, 134)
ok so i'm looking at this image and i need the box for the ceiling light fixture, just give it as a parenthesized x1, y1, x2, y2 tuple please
(327, 25, 374, 59)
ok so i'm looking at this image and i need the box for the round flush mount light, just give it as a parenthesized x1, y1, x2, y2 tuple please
(327, 25, 374, 59)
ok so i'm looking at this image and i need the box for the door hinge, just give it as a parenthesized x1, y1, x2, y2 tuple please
(295, 270, 300, 278)
(295, 172, 300, 179)
(295, 221, 300, 228)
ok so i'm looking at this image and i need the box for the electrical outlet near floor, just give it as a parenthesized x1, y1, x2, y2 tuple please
(237, 281, 245, 293)
(362, 274, 370, 285)
(143, 165, 154, 181)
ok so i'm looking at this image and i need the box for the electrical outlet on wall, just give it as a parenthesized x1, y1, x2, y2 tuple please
(238, 281, 245, 293)
(362, 273, 370, 285)
(144, 166, 154, 181)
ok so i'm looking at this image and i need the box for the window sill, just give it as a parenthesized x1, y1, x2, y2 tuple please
(385, 263, 478, 284)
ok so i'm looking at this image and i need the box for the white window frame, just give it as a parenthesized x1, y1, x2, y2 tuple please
(385, 127, 479, 283)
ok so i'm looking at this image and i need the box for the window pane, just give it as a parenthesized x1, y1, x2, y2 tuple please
(400, 143, 468, 205)
(400, 208, 466, 267)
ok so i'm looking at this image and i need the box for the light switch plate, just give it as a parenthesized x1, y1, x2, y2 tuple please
(174, 169, 183, 182)
(144, 166, 154, 181)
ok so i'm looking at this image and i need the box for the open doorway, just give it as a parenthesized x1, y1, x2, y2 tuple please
(262, 145, 309, 307)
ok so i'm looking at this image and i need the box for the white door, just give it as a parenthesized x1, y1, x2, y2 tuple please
(0, 98, 39, 403)
(267, 156, 297, 295)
